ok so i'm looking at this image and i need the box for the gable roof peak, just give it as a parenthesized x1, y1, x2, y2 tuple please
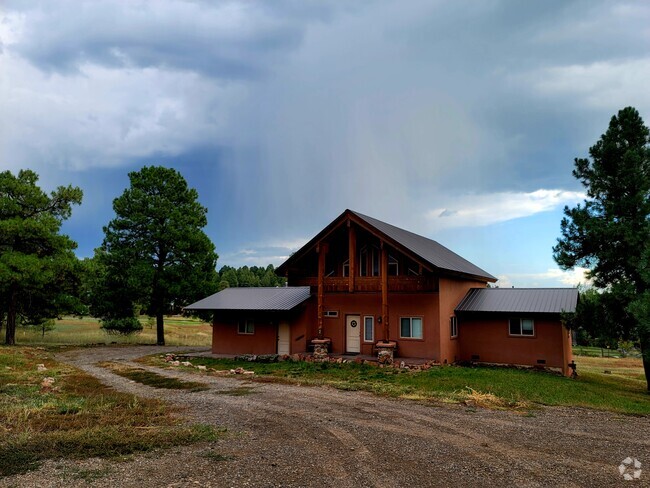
(277, 209, 496, 282)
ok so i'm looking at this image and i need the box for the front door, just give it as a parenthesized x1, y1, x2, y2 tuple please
(277, 322, 290, 355)
(346, 315, 361, 353)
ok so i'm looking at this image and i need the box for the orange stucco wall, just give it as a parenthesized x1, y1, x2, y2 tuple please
(438, 279, 487, 364)
(212, 317, 278, 355)
(211, 306, 313, 355)
(458, 316, 573, 375)
(209, 284, 572, 375)
(316, 292, 440, 358)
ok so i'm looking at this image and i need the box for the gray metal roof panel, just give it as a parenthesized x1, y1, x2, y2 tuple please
(350, 211, 496, 281)
(455, 288, 578, 314)
(184, 286, 311, 311)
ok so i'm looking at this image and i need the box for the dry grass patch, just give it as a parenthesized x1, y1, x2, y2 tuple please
(15, 315, 212, 346)
(0, 346, 220, 477)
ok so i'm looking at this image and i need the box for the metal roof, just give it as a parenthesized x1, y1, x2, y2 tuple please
(350, 211, 496, 281)
(184, 287, 311, 311)
(277, 209, 495, 282)
(455, 288, 579, 314)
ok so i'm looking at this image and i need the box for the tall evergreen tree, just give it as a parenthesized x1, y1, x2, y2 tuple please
(0, 170, 83, 345)
(102, 166, 218, 345)
(553, 107, 650, 390)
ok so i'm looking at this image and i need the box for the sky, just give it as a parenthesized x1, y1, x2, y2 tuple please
(2, 0, 649, 288)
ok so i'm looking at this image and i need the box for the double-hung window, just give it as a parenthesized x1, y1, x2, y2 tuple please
(509, 318, 534, 336)
(400, 317, 423, 339)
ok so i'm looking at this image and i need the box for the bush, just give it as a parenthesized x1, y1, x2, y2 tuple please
(101, 317, 143, 335)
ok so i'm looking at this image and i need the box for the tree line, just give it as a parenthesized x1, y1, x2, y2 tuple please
(0, 166, 283, 346)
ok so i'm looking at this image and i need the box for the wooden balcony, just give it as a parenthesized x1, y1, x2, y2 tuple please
(294, 276, 438, 293)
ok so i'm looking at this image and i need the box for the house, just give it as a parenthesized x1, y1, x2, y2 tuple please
(186, 209, 578, 376)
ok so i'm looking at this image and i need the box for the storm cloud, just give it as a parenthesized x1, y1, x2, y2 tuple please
(1, 0, 649, 285)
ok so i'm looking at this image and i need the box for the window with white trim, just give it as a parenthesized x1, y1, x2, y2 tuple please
(388, 254, 399, 276)
(324, 310, 339, 318)
(360, 247, 368, 276)
(238, 319, 254, 335)
(509, 318, 534, 336)
(400, 317, 423, 339)
(363, 316, 374, 342)
(450, 316, 458, 338)
(342, 259, 349, 277)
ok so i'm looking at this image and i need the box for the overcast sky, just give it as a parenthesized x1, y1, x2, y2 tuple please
(2, 0, 649, 287)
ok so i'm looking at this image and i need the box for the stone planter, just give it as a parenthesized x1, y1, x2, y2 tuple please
(375, 341, 397, 365)
(311, 338, 331, 360)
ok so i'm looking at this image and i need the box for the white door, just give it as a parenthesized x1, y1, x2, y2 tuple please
(277, 322, 290, 355)
(346, 315, 361, 353)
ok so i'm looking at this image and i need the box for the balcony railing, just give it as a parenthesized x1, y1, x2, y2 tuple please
(293, 275, 437, 293)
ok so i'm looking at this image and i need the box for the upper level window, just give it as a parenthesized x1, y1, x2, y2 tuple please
(360, 247, 368, 276)
(450, 316, 458, 338)
(360, 245, 380, 276)
(371, 248, 379, 276)
(342, 259, 349, 277)
(407, 267, 420, 276)
(509, 318, 534, 336)
(388, 254, 399, 276)
(400, 317, 423, 339)
(238, 319, 254, 335)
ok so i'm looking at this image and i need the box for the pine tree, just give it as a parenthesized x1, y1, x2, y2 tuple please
(0, 170, 83, 344)
(553, 107, 650, 390)
(102, 166, 218, 345)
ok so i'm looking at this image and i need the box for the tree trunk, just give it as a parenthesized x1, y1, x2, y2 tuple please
(640, 331, 650, 392)
(5, 285, 17, 345)
(156, 312, 165, 346)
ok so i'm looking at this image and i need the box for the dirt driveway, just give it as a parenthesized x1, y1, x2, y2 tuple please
(4, 346, 650, 487)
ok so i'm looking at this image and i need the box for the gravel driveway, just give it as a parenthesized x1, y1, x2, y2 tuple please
(3, 346, 649, 487)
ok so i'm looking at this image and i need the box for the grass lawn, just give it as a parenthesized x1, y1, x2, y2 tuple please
(145, 354, 650, 415)
(0, 346, 221, 477)
(13, 315, 212, 346)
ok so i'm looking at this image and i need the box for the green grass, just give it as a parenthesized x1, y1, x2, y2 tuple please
(0, 346, 221, 477)
(215, 386, 257, 396)
(99, 362, 209, 391)
(13, 315, 212, 346)
(145, 355, 650, 415)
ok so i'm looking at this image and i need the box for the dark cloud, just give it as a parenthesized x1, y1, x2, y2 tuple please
(2, 0, 650, 283)
(7, 0, 341, 79)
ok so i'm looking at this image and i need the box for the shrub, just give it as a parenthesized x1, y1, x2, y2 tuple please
(101, 317, 143, 335)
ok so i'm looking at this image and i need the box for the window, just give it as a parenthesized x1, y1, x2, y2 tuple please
(324, 310, 339, 318)
(363, 316, 374, 342)
(388, 254, 399, 276)
(360, 245, 380, 276)
(400, 317, 423, 339)
(450, 316, 458, 338)
(509, 318, 534, 336)
(342, 259, 349, 277)
(238, 319, 254, 335)
(371, 248, 380, 276)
